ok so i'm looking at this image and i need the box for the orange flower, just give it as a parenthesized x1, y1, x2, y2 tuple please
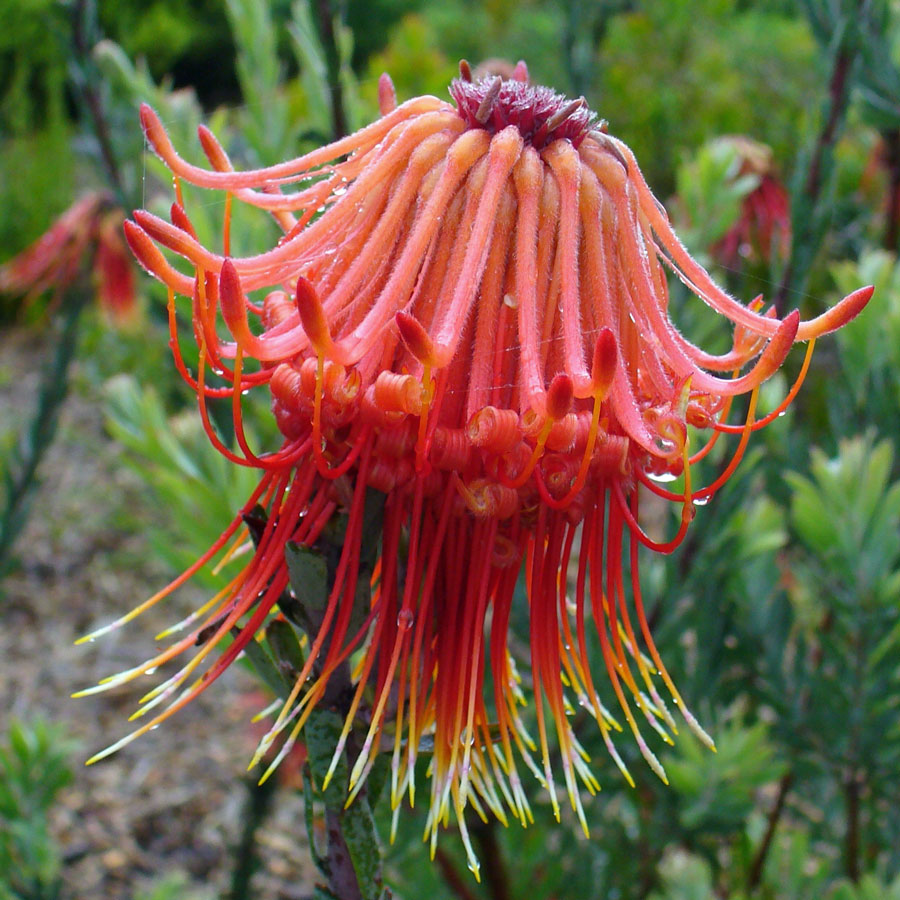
(0, 191, 137, 323)
(80, 63, 870, 876)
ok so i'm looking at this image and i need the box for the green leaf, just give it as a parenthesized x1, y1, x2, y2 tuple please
(366, 752, 391, 808)
(306, 710, 349, 809)
(302, 773, 328, 877)
(284, 540, 330, 634)
(342, 796, 382, 900)
(285, 541, 329, 604)
(241, 634, 290, 696)
(666, 718, 787, 833)
(265, 618, 306, 680)
(648, 849, 716, 900)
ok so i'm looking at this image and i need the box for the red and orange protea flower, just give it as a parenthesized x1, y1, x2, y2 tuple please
(0, 191, 137, 322)
(78, 63, 870, 875)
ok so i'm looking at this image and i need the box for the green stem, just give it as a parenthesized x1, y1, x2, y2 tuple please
(312, 0, 348, 140)
(473, 820, 511, 900)
(747, 771, 794, 893)
(882, 128, 900, 251)
(0, 283, 91, 576)
(845, 772, 861, 883)
(70, 0, 129, 208)
(776, 2, 863, 310)
(325, 805, 364, 900)
(229, 774, 279, 899)
(434, 847, 481, 900)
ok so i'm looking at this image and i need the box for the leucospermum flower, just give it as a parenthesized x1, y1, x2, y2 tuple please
(79, 62, 871, 875)
(0, 191, 137, 322)
(711, 136, 792, 268)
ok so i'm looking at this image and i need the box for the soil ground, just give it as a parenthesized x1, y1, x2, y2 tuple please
(1, 327, 318, 899)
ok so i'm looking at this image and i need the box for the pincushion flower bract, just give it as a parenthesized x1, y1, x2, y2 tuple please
(78, 62, 871, 876)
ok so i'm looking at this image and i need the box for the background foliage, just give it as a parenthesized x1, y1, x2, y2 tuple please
(2, 0, 900, 898)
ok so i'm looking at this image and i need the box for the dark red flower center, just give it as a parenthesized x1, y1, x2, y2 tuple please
(450, 76, 597, 150)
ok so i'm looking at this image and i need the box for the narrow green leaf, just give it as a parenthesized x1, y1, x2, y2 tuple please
(266, 618, 306, 680)
(306, 710, 348, 808)
(366, 752, 390, 808)
(302, 770, 329, 877)
(241, 635, 290, 696)
(285, 541, 330, 618)
(342, 796, 382, 900)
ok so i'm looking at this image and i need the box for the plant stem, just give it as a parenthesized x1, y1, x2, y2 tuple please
(0, 283, 91, 576)
(844, 771, 861, 883)
(843, 593, 868, 884)
(313, 0, 348, 140)
(229, 774, 279, 899)
(325, 805, 363, 900)
(71, 0, 128, 207)
(473, 820, 511, 900)
(882, 128, 900, 251)
(776, 2, 862, 311)
(637, 783, 656, 896)
(748, 770, 794, 892)
(321, 661, 365, 900)
(434, 848, 481, 900)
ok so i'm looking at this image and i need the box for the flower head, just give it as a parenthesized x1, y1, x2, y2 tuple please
(82, 63, 871, 876)
(711, 136, 792, 267)
(0, 191, 137, 323)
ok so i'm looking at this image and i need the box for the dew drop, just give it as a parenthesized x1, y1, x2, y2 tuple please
(397, 609, 414, 631)
(694, 497, 709, 507)
(647, 470, 679, 483)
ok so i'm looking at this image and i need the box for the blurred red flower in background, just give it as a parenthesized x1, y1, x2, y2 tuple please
(712, 136, 792, 268)
(0, 191, 136, 323)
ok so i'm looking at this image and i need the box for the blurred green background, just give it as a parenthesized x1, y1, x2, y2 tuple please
(2, 0, 900, 898)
